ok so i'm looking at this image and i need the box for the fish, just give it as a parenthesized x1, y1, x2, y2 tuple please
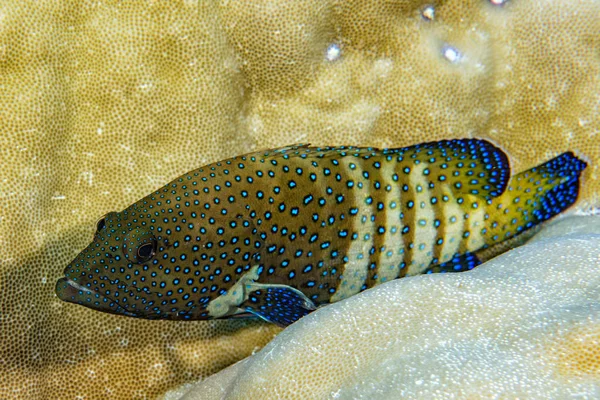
(56, 139, 587, 327)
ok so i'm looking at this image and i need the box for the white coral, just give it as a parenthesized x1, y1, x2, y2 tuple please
(174, 216, 600, 399)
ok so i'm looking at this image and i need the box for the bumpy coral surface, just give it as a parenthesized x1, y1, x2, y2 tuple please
(169, 216, 600, 400)
(0, 1, 598, 399)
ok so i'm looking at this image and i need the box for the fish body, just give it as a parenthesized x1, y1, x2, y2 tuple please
(56, 139, 587, 326)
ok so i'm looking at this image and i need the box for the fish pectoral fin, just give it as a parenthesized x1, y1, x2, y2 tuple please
(240, 283, 317, 328)
(228, 311, 258, 319)
(424, 252, 481, 274)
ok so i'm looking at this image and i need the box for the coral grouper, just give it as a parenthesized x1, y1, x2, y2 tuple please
(56, 139, 587, 326)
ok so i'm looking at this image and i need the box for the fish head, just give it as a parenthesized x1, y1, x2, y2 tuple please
(55, 209, 205, 320)
(56, 192, 261, 320)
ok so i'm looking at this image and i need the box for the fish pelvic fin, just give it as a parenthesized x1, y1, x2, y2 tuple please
(485, 151, 587, 243)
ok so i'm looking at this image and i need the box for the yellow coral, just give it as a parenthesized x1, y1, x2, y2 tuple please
(0, 0, 598, 399)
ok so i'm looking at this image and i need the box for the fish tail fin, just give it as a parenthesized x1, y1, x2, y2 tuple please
(529, 152, 587, 222)
(485, 152, 587, 242)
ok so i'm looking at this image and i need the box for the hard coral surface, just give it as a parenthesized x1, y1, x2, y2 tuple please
(171, 215, 600, 400)
(0, 1, 598, 399)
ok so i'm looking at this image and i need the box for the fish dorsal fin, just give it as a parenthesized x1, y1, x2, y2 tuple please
(228, 144, 311, 163)
(394, 139, 511, 199)
(261, 144, 379, 160)
(256, 139, 510, 199)
(261, 143, 311, 157)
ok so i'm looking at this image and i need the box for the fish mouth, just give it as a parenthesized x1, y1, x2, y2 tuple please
(55, 277, 141, 317)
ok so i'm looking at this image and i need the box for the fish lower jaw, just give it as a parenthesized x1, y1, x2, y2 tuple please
(60, 277, 89, 293)
(55, 277, 135, 317)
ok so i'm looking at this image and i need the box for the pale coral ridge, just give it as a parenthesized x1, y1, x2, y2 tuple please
(171, 216, 600, 400)
(0, 1, 599, 399)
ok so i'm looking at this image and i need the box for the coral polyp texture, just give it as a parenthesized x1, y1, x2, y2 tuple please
(0, 1, 598, 399)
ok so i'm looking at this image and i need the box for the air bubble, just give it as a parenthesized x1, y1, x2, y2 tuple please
(421, 5, 435, 21)
(326, 44, 341, 62)
(442, 45, 462, 63)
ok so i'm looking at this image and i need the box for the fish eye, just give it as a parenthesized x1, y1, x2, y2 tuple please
(137, 241, 156, 263)
(122, 229, 157, 263)
(96, 216, 106, 232)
